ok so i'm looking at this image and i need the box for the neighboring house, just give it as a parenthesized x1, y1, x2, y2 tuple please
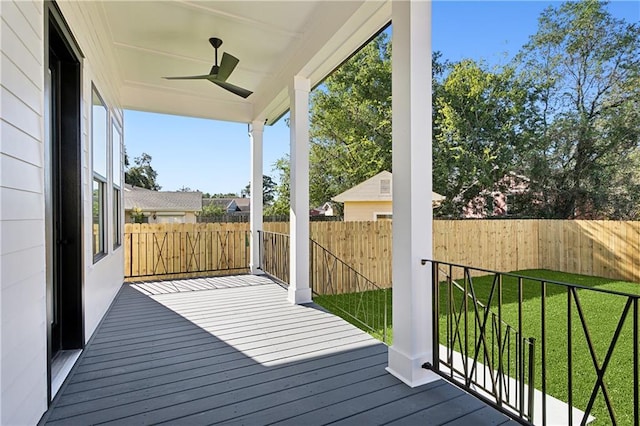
(333, 171, 445, 221)
(234, 197, 251, 214)
(310, 202, 335, 216)
(124, 185, 202, 223)
(460, 172, 531, 218)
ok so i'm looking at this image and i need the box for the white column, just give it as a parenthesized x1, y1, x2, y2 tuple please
(288, 76, 312, 304)
(387, 0, 439, 387)
(249, 120, 264, 275)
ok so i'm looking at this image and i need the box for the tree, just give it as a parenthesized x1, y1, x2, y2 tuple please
(205, 192, 238, 198)
(264, 157, 290, 216)
(241, 175, 277, 205)
(200, 204, 225, 217)
(178, 186, 192, 192)
(125, 152, 161, 190)
(433, 60, 534, 216)
(307, 32, 392, 208)
(517, 0, 640, 218)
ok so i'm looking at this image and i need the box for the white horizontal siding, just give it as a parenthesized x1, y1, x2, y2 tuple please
(0, 120, 42, 167)
(14, 0, 41, 38)
(0, 1, 42, 68)
(0, 87, 41, 140)
(1, 153, 43, 193)
(0, 219, 44, 256)
(0, 4, 42, 87)
(1, 51, 41, 112)
(1, 273, 46, 355)
(0, 0, 46, 424)
(0, 245, 44, 291)
(0, 187, 44, 221)
(2, 0, 125, 422)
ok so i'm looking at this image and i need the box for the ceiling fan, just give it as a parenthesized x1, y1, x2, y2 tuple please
(163, 37, 253, 99)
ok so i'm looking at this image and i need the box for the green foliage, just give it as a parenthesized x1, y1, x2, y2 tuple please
(241, 175, 277, 205)
(269, 1, 639, 219)
(433, 60, 534, 215)
(200, 204, 225, 217)
(517, 0, 640, 218)
(125, 152, 161, 190)
(130, 206, 145, 223)
(203, 192, 238, 198)
(265, 157, 290, 216)
(308, 32, 392, 208)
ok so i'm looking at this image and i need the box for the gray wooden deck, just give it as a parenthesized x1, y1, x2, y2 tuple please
(42, 275, 519, 425)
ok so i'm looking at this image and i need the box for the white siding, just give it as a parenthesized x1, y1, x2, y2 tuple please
(0, 0, 47, 424)
(2, 0, 125, 423)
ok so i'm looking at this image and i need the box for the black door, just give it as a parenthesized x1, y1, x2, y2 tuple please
(46, 4, 84, 372)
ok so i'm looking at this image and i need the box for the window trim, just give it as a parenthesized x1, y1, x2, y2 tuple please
(92, 177, 107, 262)
(111, 120, 123, 249)
(374, 212, 393, 221)
(91, 84, 108, 262)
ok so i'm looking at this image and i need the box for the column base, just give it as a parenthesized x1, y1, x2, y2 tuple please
(249, 265, 265, 275)
(386, 345, 440, 388)
(287, 286, 312, 305)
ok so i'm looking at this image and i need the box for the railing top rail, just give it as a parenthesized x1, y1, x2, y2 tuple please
(424, 259, 640, 299)
(260, 230, 290, 238)
(311, 239, 383, 292)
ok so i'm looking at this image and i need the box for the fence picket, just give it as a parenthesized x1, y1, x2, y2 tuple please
(124, 220, 640, 284)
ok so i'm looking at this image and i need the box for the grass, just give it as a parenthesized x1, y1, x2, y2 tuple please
(314, 270, 639, 426)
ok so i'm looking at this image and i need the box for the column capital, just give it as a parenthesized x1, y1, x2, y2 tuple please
(291, 75, 311, 93)
(250, 120, 265, 134)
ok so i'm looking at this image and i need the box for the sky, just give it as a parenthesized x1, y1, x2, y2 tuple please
(124, 1, 639, 195)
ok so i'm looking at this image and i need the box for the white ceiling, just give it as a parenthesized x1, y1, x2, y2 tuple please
(98, 1, 391, 125)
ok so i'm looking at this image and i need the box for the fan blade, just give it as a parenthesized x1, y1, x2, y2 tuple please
(217, 52, 239, 82)
(212, 80, 253, 98)
(163, 74, 214, 80)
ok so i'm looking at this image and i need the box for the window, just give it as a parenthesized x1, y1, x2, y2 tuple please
(93, 179, 105, 257)
(380, 179, 391, 195)
(92, 86, 108, 261)
(113, 188, 121, 248)
(112, 122, 122, 248)
(376, 213, 393, 221)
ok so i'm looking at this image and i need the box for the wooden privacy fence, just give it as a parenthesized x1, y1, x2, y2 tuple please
(124, 220, 640, 285)
(124, 223, 249, 281)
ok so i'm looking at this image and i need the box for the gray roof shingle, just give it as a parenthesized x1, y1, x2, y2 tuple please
(124, 184, 202, 211)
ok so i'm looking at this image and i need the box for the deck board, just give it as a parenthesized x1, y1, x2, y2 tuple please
(43, 275, 518, 425)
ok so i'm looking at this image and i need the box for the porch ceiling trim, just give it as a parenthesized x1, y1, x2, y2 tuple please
(98, 0, 391, 125)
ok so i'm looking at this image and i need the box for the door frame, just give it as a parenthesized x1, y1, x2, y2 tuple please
(44, 0, 84, 403)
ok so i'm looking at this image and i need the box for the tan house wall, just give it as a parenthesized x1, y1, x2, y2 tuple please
(125, 211, 198, 224)
(344, 201, 393, 221)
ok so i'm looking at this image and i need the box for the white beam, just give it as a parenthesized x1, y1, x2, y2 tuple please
(288, 76, 312, 304)
(387, 0, 439, 387)
(249, 120, 264, 275)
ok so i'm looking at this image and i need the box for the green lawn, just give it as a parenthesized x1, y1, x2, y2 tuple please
(314, 270, 639, 426)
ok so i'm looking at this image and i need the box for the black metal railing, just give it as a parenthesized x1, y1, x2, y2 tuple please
(125, 229, 249, 279)
(423, 260, 640, 426)
(258, 231, 290, 285)
(310, 239, 389, 343)
(257, 232, 388, 342)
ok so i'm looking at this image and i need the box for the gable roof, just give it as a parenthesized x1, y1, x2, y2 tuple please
(203, 198, 236, 210)
(124, 184, 202, 212)
(332, 171, 445, 203)
(233, 197, 251, 211)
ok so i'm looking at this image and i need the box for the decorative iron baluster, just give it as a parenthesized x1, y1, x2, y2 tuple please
(422, 259, 639, 426)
